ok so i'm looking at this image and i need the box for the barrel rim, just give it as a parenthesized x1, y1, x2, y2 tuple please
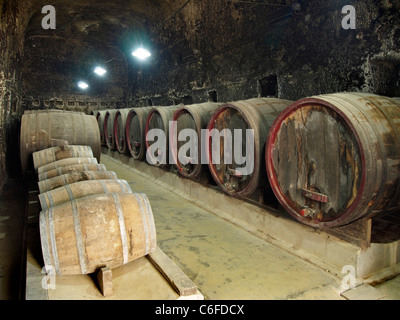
(265, 97, 367, 228)
(126, 108, 144, 159)
(113, 110, 125, 153)
(206, 102, 259, 197)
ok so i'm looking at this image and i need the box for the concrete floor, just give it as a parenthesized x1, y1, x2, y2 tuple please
(1, 153, 400, 300)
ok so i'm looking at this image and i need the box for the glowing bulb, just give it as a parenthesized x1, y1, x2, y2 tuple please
(78, 81, 89, 89)
(132, 48, 151, 60)
(94, 66, 107, 76)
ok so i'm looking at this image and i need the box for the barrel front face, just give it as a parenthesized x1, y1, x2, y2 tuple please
(126, 107, 153, 160)
(97, 110, 107, 146)
(207, 99, 291, 197)
(38, 179, 132, 210)
(39, 193, 157, 275)
(266, 93, 400, 228)
(104, 110, 117, 150)
(114, 109, 132, 154)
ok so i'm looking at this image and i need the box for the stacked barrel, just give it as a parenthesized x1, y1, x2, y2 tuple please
(86, 92, 400, 229)
(20, 110, 157, 277)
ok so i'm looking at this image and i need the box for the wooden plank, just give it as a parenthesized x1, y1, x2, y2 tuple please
(323, 218, 371, 248)
(147, 246, 198, 297)
(340, 284, 386, 300)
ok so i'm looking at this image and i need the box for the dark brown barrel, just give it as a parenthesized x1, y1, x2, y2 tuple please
(126, 107, 153, 160)
(104, 110, 117, 150)
(93, 110, 108, 146)
(37, 157, 98, 175)
(20, 110, 101, 174)
(38, 179, 132, 209)
(206, 98, 293, 197)
(33, 145, 94, 172)
(266, 92, 400, 228)
(145, 105, 181, 166)
(38, 163, 107, 181)
(38, 170, 118, 193)
(170, 102, 224, 179)
(114, 108, 134, 154)
(39, 193, 157, 275)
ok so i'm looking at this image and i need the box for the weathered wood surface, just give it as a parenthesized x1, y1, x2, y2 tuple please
(38, 179, 132, 209)
(38, 170, 118, 193)
(114, 109, 135, 154)
(37, 157, 98, 175)
(38, 163, 107, 181)
(104, 110, 118, 150)
(267, 93, 400, 228)
(39, 193, 157, 276)
(126, 107, 153, 160)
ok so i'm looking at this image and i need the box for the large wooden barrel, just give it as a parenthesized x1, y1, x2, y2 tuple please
(39, 193, 157, 275)
(92, 110, 108, 146)
(33, 145, 94, 172)
(20, 110, 101, 174)
(104, 110, 117, 150)
(206, 98, 293, 197)
(37, 157, 98, 175)
(145, 105, 181, 166)
(114, 108, 134, 154)
(38, 179, 132, 209)
(126, 107, 152, 160)
(170, 102, 224, 179)
(38, 163, 107, 181)
(266, 92, 400, 228)
(38, 170, 117, 193)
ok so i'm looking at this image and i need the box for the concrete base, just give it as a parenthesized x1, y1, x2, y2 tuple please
(104, 148, 400, 284)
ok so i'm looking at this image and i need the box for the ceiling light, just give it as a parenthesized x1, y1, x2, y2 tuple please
(78, 81, 89, 89)
(94, 66, 107, 76)
(132, 48, 151, 60)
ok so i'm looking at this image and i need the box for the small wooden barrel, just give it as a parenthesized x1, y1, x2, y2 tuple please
(37, 157, 98, 175)
(38, 179, 132, 210)
(114, 108, 134, 154)
(20, 110, 101, 174)
(171, 102, 224, 179)
(38, 163, 107, 181)
(39, 193, 157, 275)
(33, 145, 94, 172)
(104, 110, 118, 150)
(206, 98, 293, 197)
(266, 92, 400, 228)
(38, 170, 117, 193)
(145, 105, 181, 166)
(126, 107, 152, 160)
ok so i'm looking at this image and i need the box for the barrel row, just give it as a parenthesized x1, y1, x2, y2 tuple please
(32, 145, 157, 276)
(91, 93, 400, 229)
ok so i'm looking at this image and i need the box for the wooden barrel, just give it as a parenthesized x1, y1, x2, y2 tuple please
(39, 193, 157, 275)
(206, 98, 293, 197)
(114, 108, 134, 154)
(126, 107, 152, 160)
(145, 105, 181, 166)
(20, 110, 101, 174)
(266, 92, 400, 228)
(170, 102, 224, 179)
(92, 110, 108, 146)
(38, 163, 107, 181)
(38, 170, 118, 193)
(37, 157, 98, 175)
(33, 145, 94, 172)
(104, 110, 117, 150)
(38, 179, 132, 209)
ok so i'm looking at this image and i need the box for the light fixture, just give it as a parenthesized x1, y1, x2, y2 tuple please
(132, 47, 151, 60)
(94, 66, 107, 76)
(77, 81, 89, 89)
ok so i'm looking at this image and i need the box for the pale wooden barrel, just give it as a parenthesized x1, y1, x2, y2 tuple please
(39, 193, 157, 275)
(38, 179, 132, 210)
(20, 110, 101, 174)
(38, 163, 107, 181)
(38, 170, 118, 193)
(37, 157, 98, 175)
(33, 145, 94, 172)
